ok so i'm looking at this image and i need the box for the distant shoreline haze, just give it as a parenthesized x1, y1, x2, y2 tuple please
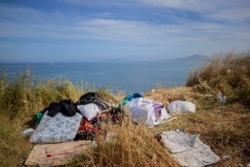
(0, 55, 208, 64)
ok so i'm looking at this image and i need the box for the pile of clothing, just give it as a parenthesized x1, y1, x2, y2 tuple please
(26, 92, 198, 144)
(26, 92, 121, 144)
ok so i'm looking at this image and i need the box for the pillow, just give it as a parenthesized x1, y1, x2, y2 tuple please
(77, 103, 100, 120)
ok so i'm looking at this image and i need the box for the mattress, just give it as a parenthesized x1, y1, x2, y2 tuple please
(29, 111, 82, 144)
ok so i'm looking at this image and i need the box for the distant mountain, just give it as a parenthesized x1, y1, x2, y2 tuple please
(176, 55, 210, 61)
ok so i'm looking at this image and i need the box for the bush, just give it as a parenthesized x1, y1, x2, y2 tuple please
(186, 51, 250, 105)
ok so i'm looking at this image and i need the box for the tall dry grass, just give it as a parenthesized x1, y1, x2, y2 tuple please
(186, 51, 250, 105)
(71, 121, 179, 167)
(0, 71, 82, 120)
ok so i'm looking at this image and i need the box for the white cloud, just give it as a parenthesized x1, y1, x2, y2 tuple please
(59, 0, 137, 8)
(1, 5, 248, 43)
(138, 0, 218, 11)
(0, 1, 249, 58)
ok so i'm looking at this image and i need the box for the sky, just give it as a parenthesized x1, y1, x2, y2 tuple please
(0, 0, 250, 62)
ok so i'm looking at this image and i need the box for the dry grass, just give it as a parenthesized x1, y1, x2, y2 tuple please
(186, 52, 250, 105)
(71, 121, 179, 167)
(1, 85, 247, 166)
(145, 87, 250, 166)
(0, 115, 33, 166)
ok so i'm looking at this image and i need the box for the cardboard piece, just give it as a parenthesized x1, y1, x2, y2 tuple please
(25, 140, 91, 166)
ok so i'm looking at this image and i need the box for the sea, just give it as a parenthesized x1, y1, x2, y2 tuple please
(0, 60, 203, 94)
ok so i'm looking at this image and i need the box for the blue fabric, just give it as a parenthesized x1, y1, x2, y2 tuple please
(122, 93, 143, 105)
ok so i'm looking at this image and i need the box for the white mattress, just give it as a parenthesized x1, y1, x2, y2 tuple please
(30, 111, 82, 144)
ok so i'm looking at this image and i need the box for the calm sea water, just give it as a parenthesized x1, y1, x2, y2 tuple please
(0, 61, 202, 94)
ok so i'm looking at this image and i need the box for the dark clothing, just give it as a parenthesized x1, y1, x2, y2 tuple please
(44, 99, 77, 117)
(78, 92, 110, 110)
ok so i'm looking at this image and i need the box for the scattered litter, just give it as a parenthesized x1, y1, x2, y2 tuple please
(222, 155, 231, 160)
(217, 91, 223, 102)
(222, 96, 227, 103)
(148, 117, 177, 128)
(217, 91, 227, 103)
(204, 94, 213, 97)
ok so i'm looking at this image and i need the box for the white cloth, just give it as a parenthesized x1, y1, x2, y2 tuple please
(77, 103, 100, 120)
(167, 100, 196, 115)
(161, 129, 198, 153)
(161, 130, 220, 167)
(127, 97, 170, 126)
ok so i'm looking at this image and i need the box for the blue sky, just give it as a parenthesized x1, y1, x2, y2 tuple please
(0, 0, 250, 62)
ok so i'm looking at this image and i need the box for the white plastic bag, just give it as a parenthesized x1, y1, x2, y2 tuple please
(217, 91, 227, 103)
(21, 128, 34, 138)
(167, 100, 196, 115)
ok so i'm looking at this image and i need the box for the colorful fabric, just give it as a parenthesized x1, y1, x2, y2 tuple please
(75, 117, 100, 141)
(122, 93, 143, 105)
(75, 108, 122, 141)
